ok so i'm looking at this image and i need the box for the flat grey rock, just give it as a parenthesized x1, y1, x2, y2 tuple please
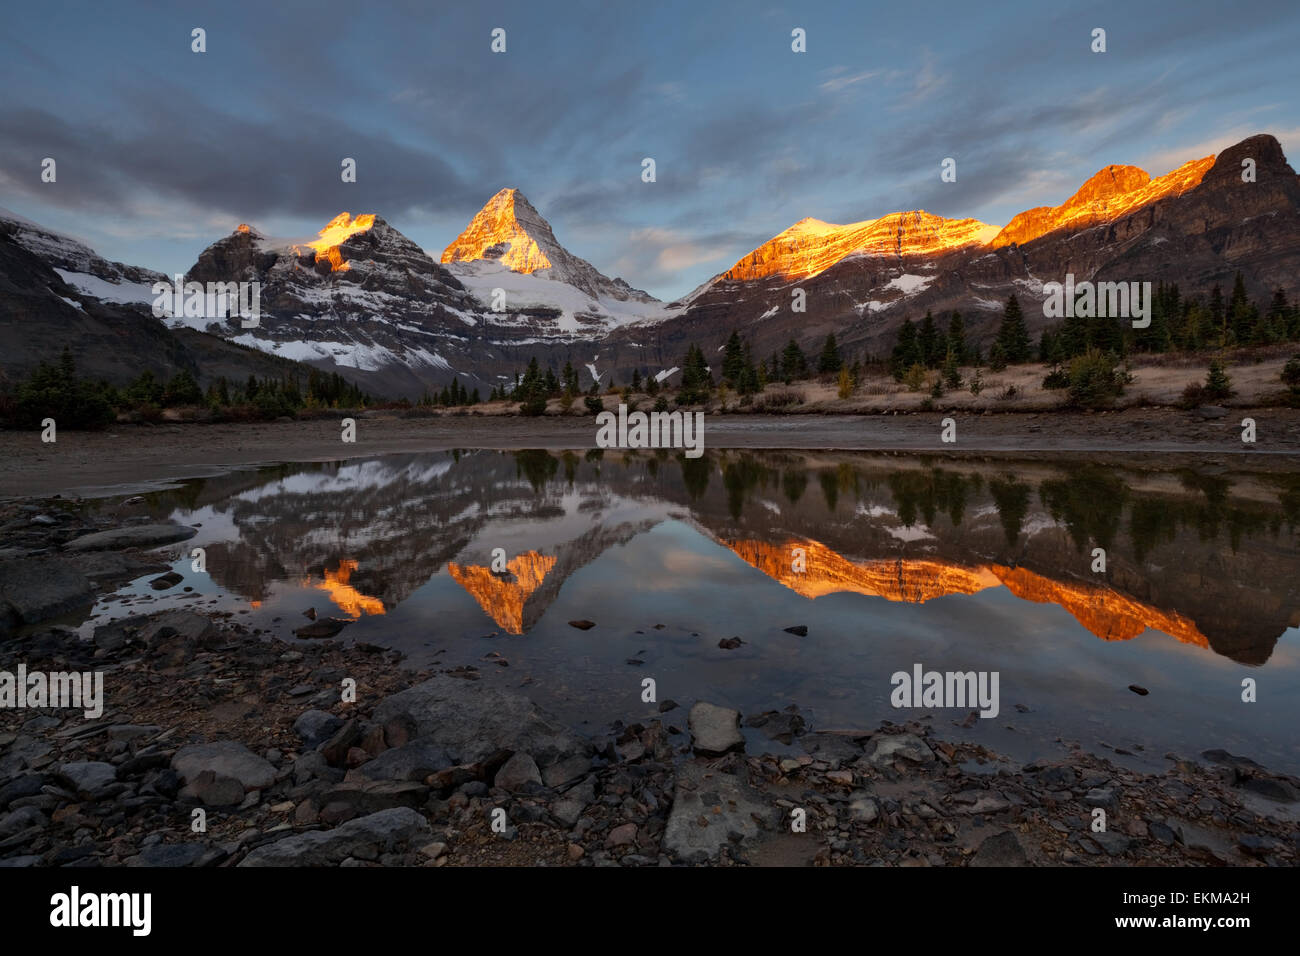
(688, 702, 744, 756)
(970, 830, 1027, 867)
(64, 523, 197, 552)
(0, 557, 93, 624)
(57, 761, 118, 796)
(172, 741, 276, 791)
(237, 807, 431, 866)
(866, 733, 935, 768)
(372, 674, 586, 768)
(663, 761, 774, 863)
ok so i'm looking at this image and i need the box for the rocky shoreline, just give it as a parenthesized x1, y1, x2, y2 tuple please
(2, 502, 1298, 867)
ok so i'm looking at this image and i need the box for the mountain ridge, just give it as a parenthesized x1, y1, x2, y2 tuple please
(4, 131, 1297, 393)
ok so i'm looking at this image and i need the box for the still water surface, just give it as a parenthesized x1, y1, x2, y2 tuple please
(81, 449, 1300, 774)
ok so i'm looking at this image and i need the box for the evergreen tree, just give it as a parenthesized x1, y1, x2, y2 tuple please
(721, 331, 746, 385)
(942, 349, 962, 389)
(1209, 283, 1225, 346)
(162, 369, 203, 406)
(679, 344, 712, 404)
(918, 311, 941, 368)
(1205, 360, 1233, 400)
(631, 368, 642, 391)
(781, 338, 808, 381)
(996, 295, 1031, 364)
(946, 312, 966, 365)
(817, 333, 842, 373)
(890, 319, 920, 379)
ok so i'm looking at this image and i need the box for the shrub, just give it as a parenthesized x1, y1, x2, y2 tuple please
(903, 364, 927, 392)
(1179, 382, 1207, 409)
(518, 394, 548, 416)
(1042, 365, 1070, 390)
(968, 369, 984, 396)
(583, 395, 604, 415)
(1280, 355, 1300, 389)
(998, 384, 1020, 401)
(752, 387, 804, 411)
(1066, 349, 1125, 409)
(653, 395, 669, 413)
(1204, 360, 1233, 401)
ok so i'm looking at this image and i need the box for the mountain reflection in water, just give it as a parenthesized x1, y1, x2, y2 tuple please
(86, 449, 1300, 774)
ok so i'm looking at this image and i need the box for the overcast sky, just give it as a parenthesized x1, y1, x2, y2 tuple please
(2, 0, 1298, 300)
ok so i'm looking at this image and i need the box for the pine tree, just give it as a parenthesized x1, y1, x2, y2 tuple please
(1205, 360, 1233, 400)
(721, 331, 745, 385)
(1209, 284, 1226, 347)
(946, 312, 966, 365)
(996, 295, 1031, 364)
(817, 333, 842, 373)
(781, 338, 808, 382)
(631, 368, 642, 391)
(918, 311, 941, 368)
(890, 319, 920, 380)
(942, 349, 962, 389)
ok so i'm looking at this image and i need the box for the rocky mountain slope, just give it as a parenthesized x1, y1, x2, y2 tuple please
(607, 133, 1300, 376)
(0, 224, 313, 391)
(4, 133, 1297, 393)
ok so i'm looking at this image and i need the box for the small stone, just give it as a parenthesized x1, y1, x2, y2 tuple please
(606, 822, 638, 847)
(568, 620, 596, 630)
(783, 625, 809, 636)
(970, 830, 1027, 867)
(1128, 685, 1149, 696)
(688, 702, 744, 756)
(57, 761, 117, 796)
(494, 752, 542, 791)
(419, 842, 448, 860)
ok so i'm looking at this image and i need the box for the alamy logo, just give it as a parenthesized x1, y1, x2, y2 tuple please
(50, 886, 151, 936)
(595, 403, 705, 458)
(152, 274, 261, 328)
(0, 664, 103, 719)
(1042, 274, 1151, 328)
(891, 663, 999, 718)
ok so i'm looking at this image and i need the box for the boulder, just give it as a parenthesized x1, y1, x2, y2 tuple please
(687, 702, 744, 756)
(171, 741, 276, 791)
(0, 557, 93, 625)
(372, 674, 587, 769)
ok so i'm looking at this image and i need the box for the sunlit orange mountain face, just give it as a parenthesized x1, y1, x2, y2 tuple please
(989, 157, 1215, 248)
(29, 135, 1292, 399)
(597, 134, 1300, 391)
(447, 550, 558, 634)
(722, 211, 1000, 282)
(296, 212, 377, 272)
(110, 451, 1298, 668)
(306, 559, 386, 618)
(724, 539, 1212, 649)
(440, 188, 554, 274)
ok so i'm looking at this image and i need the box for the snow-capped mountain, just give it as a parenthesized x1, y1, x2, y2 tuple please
(182, 213, 484, 392)
(5, 133, 1297, 397)
(0, 205, 164, 305)
(440, 188, 673, 334)
(607, 133, 1300, 375)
